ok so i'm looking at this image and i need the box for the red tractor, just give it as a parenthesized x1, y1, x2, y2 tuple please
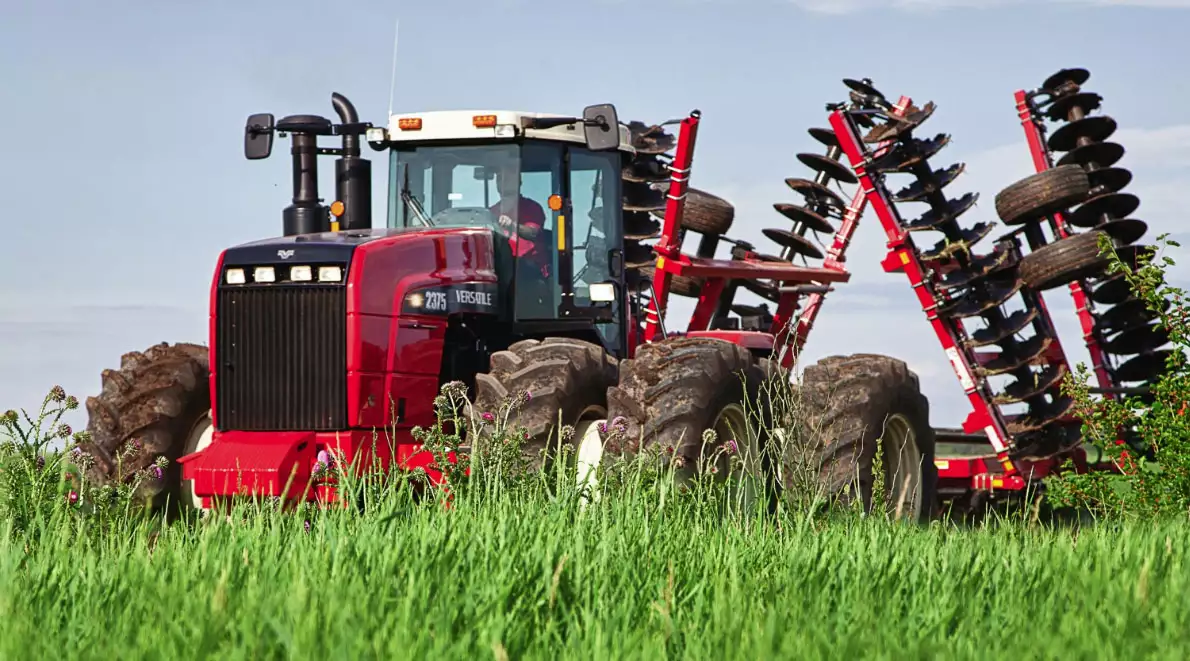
(80, 93, 938, 519)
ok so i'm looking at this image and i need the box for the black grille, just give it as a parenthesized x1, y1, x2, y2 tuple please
(215, 285, 348, 431)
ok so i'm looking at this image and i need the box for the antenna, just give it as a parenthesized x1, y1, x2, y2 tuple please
(387, 18, 400, 120)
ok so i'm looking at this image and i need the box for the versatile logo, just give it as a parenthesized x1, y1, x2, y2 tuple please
(455, 289, 494, 307)
(277, 249, 295, 259)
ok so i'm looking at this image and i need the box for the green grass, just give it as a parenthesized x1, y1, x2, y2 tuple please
(3, 487, 1189, 661)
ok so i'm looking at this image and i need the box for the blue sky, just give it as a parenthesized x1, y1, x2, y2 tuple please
(2, 0, 1189, 431)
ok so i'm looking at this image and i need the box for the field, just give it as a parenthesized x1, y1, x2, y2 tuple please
(3, 478, 1190, 660)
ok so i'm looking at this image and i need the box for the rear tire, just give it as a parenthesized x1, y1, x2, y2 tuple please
(605, 337, 778, 508)
(800, 354, 937, 522)
(473, 337, 618, 469)
(81, 342, 211, 515)
(994, 164, 1090, 226)
(1018, 230, 1110, 291)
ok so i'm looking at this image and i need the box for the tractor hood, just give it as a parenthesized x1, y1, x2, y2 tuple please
(220, 227, 439, 268)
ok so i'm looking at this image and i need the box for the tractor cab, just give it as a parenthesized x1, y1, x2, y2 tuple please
(374, 108, 634, 355)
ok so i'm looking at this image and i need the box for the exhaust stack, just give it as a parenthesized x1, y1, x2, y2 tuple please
(331, 93, 372, 231)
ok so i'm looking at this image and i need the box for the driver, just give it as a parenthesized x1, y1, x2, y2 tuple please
(491, 165, 550, 278)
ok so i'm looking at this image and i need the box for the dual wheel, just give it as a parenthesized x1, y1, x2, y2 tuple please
(473, 336, 938, 522)
(81, 338, 937, 522)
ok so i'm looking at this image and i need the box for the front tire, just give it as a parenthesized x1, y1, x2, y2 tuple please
(81, 342, 211, 515)
(472, 337, 618, 470)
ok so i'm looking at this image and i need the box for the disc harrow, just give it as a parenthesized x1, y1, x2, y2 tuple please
(1011, 67, 1171, 421)
(826, 77, 1085, 478)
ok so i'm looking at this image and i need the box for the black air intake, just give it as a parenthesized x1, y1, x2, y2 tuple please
(215, 284, 347, 430)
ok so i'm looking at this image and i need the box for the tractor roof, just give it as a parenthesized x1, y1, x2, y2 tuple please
(385, 110, 636, 153)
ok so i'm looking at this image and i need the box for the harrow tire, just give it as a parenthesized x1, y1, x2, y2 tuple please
(81, 342, 211, 515)
(606, 337, 778, 502)
(682, 188, 735, 235)
(1019, 230, 1110, 291)
(473, 337, 618, 469)
(800, 353, 937, 522)
(994, 164, 1090, 226)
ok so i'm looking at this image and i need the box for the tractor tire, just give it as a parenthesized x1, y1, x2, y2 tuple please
(605, 337, 777, 500)
(994, 164, 1090, 226)
(473, 337, 618, 469)
(1018, 230, 1110, 291)
(638, 266, 705, 298)
(800, 353, 937, 522)
(81, 342, 211, 514)
(682, 188, 735, 235)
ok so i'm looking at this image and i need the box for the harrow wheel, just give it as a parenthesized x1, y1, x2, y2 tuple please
(993, 164, 1091, 226)
(682, 187, 735, 235)
(638, 265, 704, 298)
(604, 337, 779, 510)
(473, 337, 618, 470)
(1017, 230, 1110, 291)
(82, 341, 212, 515)
(800, 353, 937, 521)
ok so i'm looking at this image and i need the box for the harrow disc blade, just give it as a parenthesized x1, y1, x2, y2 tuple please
(1089, 273, 1133, 305)
(936, 249, 1013, 290)
(783, 178, 848, 215)
(1056, 141, 1125, 168)
(623, 181, 667, 212)
(796, 153, 858, 184)
(623, 213, 662, 240)
(1047, 115, 1118, 153)
(1103, 321, 1170, 356)
(892, 162, 967, 203)
(1045, 91, 1104, 122)
(994, 364, 1068, 405)
(625, 121, 668, 141)
(938, 278, 1023, 318)
(622, 159, 671, 183)
(1112, 350, 1173, 384)
(1068, 192, 1141, 228)
(977, 333, 1054, 376)
(772, 203, 835, 234)
(762, 227, 825, 260)
(967, 308, 1040, 348)
(1114, 243, 1158, 270)
(1094, 297, 1165, 336)
(1086, 166, 1133, 195)
(863, 102, 937, 144)
(920, 222, 997, 261)
(903, 192, 980, 232)
(870, 133, 952, 172)
(740, 278, 780, 302)
(633, 141, 674, 156)
(1042, 68, 1091, 92)
(623, 240, 656, 265)
(1007, 395, 1076, 436)
(843, 78, 886, 101)
(807, 127, 839, 148)
(1098, 218, 1148, 246)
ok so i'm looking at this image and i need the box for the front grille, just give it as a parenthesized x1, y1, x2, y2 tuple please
(215, 285, 348, 431)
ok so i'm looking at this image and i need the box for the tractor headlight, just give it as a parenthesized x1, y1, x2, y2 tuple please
(318, 266, 343, 282)
(290, 265, 313, 282)
(254, 266, 276, 283)
(225, 268, 246, 285)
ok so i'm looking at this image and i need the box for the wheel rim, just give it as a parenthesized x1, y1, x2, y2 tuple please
(709, 402, 766, 514)
(574, 419, 605, 508)
(881, 413, 924, 520)
(180, 411, 214, 511)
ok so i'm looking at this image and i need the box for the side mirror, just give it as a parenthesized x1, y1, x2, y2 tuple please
(244, 113, 275, 160)
(582, 103, 620, 152)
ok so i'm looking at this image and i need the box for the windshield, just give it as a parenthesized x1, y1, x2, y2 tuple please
(388, 144, 521, 230)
